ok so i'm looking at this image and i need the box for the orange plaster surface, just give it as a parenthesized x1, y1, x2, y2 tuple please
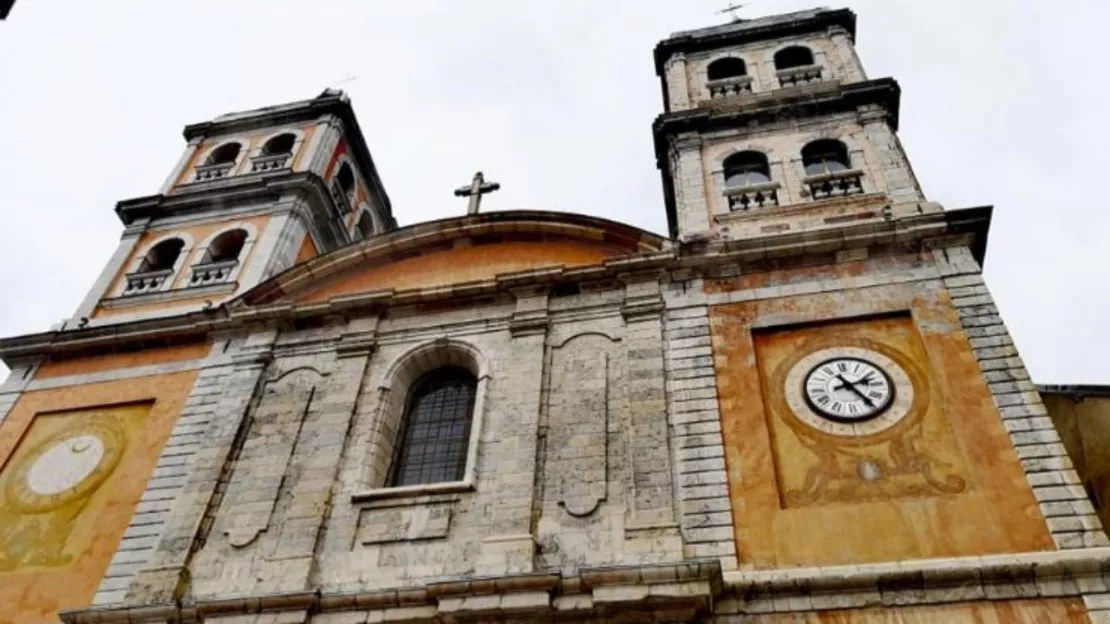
(0, 371, 198, 623)
(711, 279, 1053, 569)
(748, 598, 1088, 623)
(299, 240, 622, 303)
(293, 235, 319, 265)
(34, 342, 209, 380)
(173, 121, 316, 188)
(94, 214, 272, 318)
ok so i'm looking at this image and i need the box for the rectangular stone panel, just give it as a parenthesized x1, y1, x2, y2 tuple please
(356, 501, 453, 544)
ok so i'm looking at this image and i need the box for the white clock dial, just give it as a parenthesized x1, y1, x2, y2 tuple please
(25, 434, 105, 495)
(784, 346, 915, 437)
(804, 357, 893, 422)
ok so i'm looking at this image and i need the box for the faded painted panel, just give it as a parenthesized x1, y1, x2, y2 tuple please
(0, 371, 198, 623)
(712, 280, 1053, 568)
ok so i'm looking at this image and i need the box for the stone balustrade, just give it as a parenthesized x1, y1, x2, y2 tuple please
(250, 153, 290, 173)
(122, 269, 172, 295)
(804, 169, 864, 200)
(331, 184, 353, 216)
(724, 181, 780, 212)
(707, 76, 753, 99)
(189, 259, 238, 287)
(193, 162, 234, 182)
(776, 64, 824, 87)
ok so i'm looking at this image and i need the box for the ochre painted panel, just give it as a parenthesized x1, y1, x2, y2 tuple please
(0, 370, 198, 623)
(34, 341, 209, 380)
(711, 282, 1053, 568)
(299, 240, 624, 303)
(293, 234, 319, 265)
(747, 597, 1088, 623)
(756, 316, 970, 509)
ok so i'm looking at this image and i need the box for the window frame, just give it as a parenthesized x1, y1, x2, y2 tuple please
(801, 139, 852, 176)
(351, 339, 490, 503)
(386, 367, 478, 488)
(723, 150, 773, 188)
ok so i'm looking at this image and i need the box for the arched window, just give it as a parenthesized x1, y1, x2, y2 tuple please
(336, 163, 355, 195)
(356, 211, 375, 239)
(389, 367, 477, 487)
(205, 143, 241, 166)
(261, 133, 296, 156)
(707, 57, 747, 81)
(203, 229, 248, 263)
(801, 139, 851, 176)
(774, 46, 815, 70)
(723, 151, 771, 187)
(138, 238, 184, 273)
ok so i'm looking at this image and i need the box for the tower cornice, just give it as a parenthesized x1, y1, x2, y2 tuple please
(653, 8, 857, 77)
(115, 171, 349, 248)
(181, 90, 394, 230)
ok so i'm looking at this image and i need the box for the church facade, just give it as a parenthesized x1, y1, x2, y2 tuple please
(1, 8, 1108, 623)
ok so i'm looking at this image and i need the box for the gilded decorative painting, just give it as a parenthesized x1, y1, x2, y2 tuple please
(756, 315, 969, 508)
(0, 403, 149, 572)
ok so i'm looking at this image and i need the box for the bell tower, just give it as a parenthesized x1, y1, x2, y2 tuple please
(70, 89, 394, 327)
(653, 8, 929, 242)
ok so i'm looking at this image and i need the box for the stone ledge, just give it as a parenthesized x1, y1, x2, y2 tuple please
(723, 548, 1110, 615)
(62, 561, 722, 624)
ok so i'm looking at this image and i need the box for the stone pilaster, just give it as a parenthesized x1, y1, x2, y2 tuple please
(122, 332, 274, 605)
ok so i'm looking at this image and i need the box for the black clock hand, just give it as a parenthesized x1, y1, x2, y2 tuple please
(833, 373, 873, 391)
(835, 374, 875, 407)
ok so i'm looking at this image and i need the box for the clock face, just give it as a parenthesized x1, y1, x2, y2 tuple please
(804, 357, 894, 422)
(784, 346, 915, 437)
(4, 421, 124, 513)
(25, 435, 106, 496)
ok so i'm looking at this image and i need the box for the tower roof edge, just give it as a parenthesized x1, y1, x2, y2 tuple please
(180, 90, 395, 230)
(653, 7, 856, 76)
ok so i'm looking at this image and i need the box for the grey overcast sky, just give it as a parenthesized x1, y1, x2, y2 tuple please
(0, 1, 1106, 383)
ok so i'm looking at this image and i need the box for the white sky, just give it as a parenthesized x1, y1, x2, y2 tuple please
(0, 0, 1106, 384)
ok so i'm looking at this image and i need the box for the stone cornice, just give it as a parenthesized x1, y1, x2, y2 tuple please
(653, 8, 857, 76)
(181, 90, 395, 229)
(726, 547, 1110, 615)
(114, 171, 349, 249)
(60, 561, 721, 623)
(0, 208, 991, 364)
(59, 547, 1110, 621)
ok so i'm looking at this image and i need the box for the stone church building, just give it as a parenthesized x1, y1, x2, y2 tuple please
(1, 7, 1109, 623)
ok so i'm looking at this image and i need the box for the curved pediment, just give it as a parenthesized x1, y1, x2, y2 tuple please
(239, 210, 667, 306)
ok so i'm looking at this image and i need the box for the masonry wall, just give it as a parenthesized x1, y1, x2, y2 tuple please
(665, 27, 865, 111)
(1044, 392, 1110, 536)
(115, 278, 701, 605)
(0, 342, 211, 622)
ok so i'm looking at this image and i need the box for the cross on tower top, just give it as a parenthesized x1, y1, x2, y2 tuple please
(718, 2, 747, 21)
(453, 171, 501, 215)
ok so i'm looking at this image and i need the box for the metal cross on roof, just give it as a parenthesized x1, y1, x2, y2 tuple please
(454, 171, 501, 215)
(718, 2, 747, 21)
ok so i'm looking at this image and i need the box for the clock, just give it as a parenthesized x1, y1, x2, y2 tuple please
(784, 346, 915, 437)
(4, 420, 125, 513)
(804, 356, 893, 421)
